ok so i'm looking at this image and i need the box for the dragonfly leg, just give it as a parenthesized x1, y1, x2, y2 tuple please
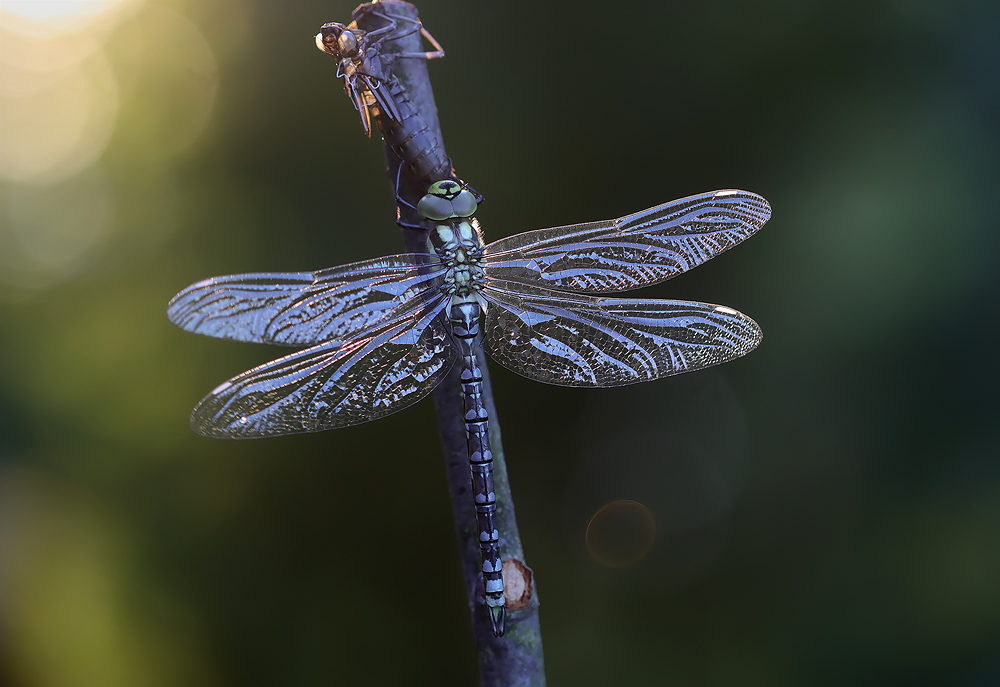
(448, 158, 484, 204)
(392, 160, 419, 211)
(357, 7, 398, 41)
(394, 211, 425, 232)
(389, 151, 430, 231)
(393, 25, 446, 60)
(367, 9, 445, 60)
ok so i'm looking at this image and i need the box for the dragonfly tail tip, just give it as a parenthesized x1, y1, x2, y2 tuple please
(489, 605, 505, 637)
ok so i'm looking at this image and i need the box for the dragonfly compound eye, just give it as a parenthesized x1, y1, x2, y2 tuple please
(315, 24, 344, 54)
(417, 192, 455, 221)
(451, 190, 477, 218)
(337, 30, 359, 56)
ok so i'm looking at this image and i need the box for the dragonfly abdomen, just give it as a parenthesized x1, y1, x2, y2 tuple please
(376, 73, 452, 187)
(449, 298, 505, 636)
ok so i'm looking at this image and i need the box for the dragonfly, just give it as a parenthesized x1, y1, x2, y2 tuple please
(315, 4, 458, 190)
(167, 181, 771, 636)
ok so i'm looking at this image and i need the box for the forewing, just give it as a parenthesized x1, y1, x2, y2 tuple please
(343, 75, 373, 136)
(362, 74, 402, 123)
(482, 281, 761, 387)
(167, 254, 444, 346)
(190, 296, 455, 438)
(483, 190, 770, 292)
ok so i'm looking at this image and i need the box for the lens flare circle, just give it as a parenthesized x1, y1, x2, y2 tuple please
(585, 500, 656, 568)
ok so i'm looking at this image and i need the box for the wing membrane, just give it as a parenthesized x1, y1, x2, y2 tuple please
(362, 74, 402, 123)
(167, 254, 444, 346)
(483, 190, 770, 292)
(482, 281, 761, 387)
(190, 295, 454, 438)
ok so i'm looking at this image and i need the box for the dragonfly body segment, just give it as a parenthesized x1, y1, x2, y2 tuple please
(168, 184, 770, 636)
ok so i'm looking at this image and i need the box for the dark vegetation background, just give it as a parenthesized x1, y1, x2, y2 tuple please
(1, 0, 998, 684)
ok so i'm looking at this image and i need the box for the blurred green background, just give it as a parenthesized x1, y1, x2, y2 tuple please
(1, 0, 998, 684)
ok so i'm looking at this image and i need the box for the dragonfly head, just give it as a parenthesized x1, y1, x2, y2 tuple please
(316, 23, 362, 58)
(417, 180, 477, 221)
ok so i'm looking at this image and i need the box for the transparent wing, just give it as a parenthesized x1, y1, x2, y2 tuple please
(483, 190, 770, 293)
(167, 254, 444, 346)
(481, 281, 761, 387)
(362, 74, 402, 123)
(190, 296, 455, 438)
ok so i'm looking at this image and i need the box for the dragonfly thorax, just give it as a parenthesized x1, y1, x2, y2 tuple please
(429, 220, 485, 297)
(419, 180, 485, 297)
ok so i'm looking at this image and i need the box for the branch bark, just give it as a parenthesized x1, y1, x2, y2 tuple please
(353, 3, 545, 685)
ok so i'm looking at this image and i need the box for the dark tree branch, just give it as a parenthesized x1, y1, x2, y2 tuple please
(353, 3, 545, 685)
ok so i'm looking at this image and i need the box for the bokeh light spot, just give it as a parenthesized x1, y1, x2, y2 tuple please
(0, 25, 119, 184)
(3, 0, 117, 19)
(0, 165, 115, 288)
(585, 500, 656, 568)
(110, 6, 218, 162)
